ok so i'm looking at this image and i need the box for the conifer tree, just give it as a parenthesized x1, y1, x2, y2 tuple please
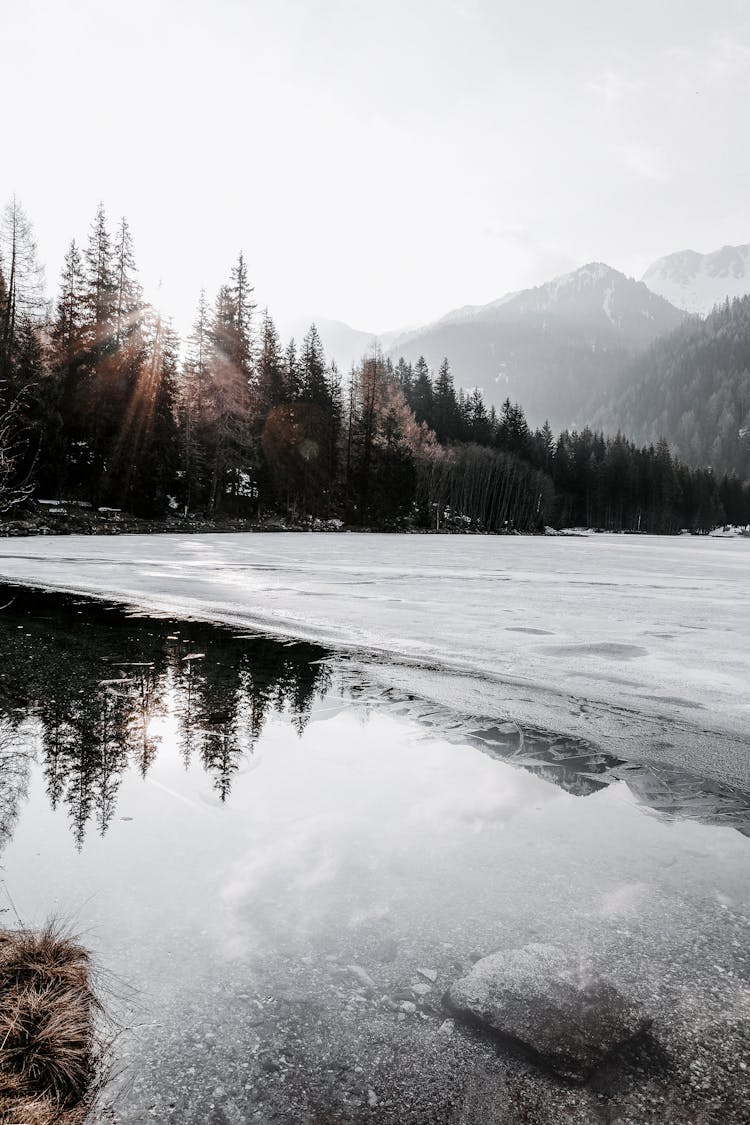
(410, 355, 433, 426)
(284, 337, 300, 400)
(433, 357, 460, 442)
(256, 310, 285, 417)
(299, 324, 328, 405)
(126, 311, 180, 515)
(84, 203, 115, 348)
(112, 217, 142, 345)
(205, 258, 256, 514)
(180, 289, 212, 510)
(52, 241, 86, 365)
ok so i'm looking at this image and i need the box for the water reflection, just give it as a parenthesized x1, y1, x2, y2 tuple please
(0, 586, 331, 847)
(0, 588, 748, 1122)
(462, 724, 750, 835)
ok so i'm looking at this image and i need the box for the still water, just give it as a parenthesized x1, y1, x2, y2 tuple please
(0, 587, 747, 1123)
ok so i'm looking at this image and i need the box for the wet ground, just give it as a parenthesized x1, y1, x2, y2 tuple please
(0, 586, 748, 1123)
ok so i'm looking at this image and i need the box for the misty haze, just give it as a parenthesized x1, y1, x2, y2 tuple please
(0, 3, 748, 1124)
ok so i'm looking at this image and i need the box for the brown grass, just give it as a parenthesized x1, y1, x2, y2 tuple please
(0, 926, 105, 1125)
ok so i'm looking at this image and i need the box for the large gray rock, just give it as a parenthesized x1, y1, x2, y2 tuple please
(445, 943, 650, 1083)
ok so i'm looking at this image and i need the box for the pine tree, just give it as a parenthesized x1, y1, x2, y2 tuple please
(206, 263, 256, 514)
(467, 387, 492, 445)
(284, 337, 300, 400)
(126, 311, 180, 515)
(256, 310, 285, 418)
(83, 203, 115, 349)
(433, 357, 460, 442)
(394, 357, 413, 396)
(496, 398, 531, 459)
(112, 217, 142, 345)
(52, 240, 86, 365)
(299, 324, 328, 405)
(180, 289, 212, 511)
(410, 355, 433, 427)
(215, 251, 255, 378)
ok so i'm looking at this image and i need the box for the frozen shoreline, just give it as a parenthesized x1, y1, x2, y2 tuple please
(0, 531, 747, 785)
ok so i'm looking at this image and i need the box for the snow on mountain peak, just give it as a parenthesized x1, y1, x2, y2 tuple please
(642, 242, 750, 315)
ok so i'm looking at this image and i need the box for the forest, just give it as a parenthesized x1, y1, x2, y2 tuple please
(593, 295, 750, 484)
(1, 197, 748, 534)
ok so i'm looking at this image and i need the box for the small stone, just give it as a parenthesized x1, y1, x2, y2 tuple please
(400, 1000, 417, 1014)
(375, 938, 399, 962)
(347, 964, 377, 989)
(417, 967, 438, 983)
(412, 982, 432, 997)
(368, 1088, 378, 1107)
(438, 1019, 455, 1036)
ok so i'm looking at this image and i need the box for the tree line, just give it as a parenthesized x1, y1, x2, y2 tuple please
(1, 197, 747, 532)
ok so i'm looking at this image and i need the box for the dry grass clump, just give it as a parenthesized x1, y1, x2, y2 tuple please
(0, 926, 104, 1124)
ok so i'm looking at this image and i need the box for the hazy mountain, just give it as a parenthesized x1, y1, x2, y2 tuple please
(276, 316, 381, 374)
(383, 263, 686, 431)
(642, 243, 750, 315)
(591, 295, 750, 480)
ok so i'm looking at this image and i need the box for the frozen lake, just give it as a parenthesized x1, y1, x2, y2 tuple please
(0, 587, 748, 1123)
(0, 532, 747, 784)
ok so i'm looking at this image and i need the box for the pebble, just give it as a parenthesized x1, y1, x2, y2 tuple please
(347, 964, 377, 989)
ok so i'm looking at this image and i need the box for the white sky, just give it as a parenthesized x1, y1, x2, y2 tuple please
(3, 0, 750, 336)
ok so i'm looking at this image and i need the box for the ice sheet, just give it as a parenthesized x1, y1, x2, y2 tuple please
(0, 532, 747, 782)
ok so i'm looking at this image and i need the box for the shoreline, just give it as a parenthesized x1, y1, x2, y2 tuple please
(0, 531, 747, 789)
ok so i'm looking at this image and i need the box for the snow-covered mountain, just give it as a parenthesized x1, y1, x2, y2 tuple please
(420, 262, 680, 340)
(384, 263, 685, 430)
(642, 243, 750, 315)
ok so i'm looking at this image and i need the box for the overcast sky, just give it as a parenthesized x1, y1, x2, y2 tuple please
(4, 0, 750, 336)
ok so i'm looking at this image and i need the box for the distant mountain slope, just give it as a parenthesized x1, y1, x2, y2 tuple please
(642, 243, 750, 315)
(277, 317, 380, 374)
(591, 296, 750, 480)
(384, 264, 685, 430)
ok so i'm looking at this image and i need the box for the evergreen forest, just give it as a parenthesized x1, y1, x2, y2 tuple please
(1, 199, 748, 534)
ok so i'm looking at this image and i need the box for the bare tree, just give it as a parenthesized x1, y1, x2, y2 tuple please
(0, 388, 33, 512)
(0, 196, 45, 369)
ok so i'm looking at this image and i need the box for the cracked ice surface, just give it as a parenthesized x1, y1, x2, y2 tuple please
(0, 531, 747, 783)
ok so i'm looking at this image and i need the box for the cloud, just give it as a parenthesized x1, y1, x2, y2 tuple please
(479, 225, 578, 286)
(584, 67, 645, 113)
(614, 144, 669, 183)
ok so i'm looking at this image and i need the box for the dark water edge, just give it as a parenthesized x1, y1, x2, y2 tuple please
(0, 585, 748, 1124)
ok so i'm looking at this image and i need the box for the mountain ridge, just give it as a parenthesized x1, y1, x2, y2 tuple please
(380, 263, 686, 430)
(642, 242, 750, 315)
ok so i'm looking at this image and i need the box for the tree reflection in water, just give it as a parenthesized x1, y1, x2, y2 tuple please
(0, 586, 331, 848)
